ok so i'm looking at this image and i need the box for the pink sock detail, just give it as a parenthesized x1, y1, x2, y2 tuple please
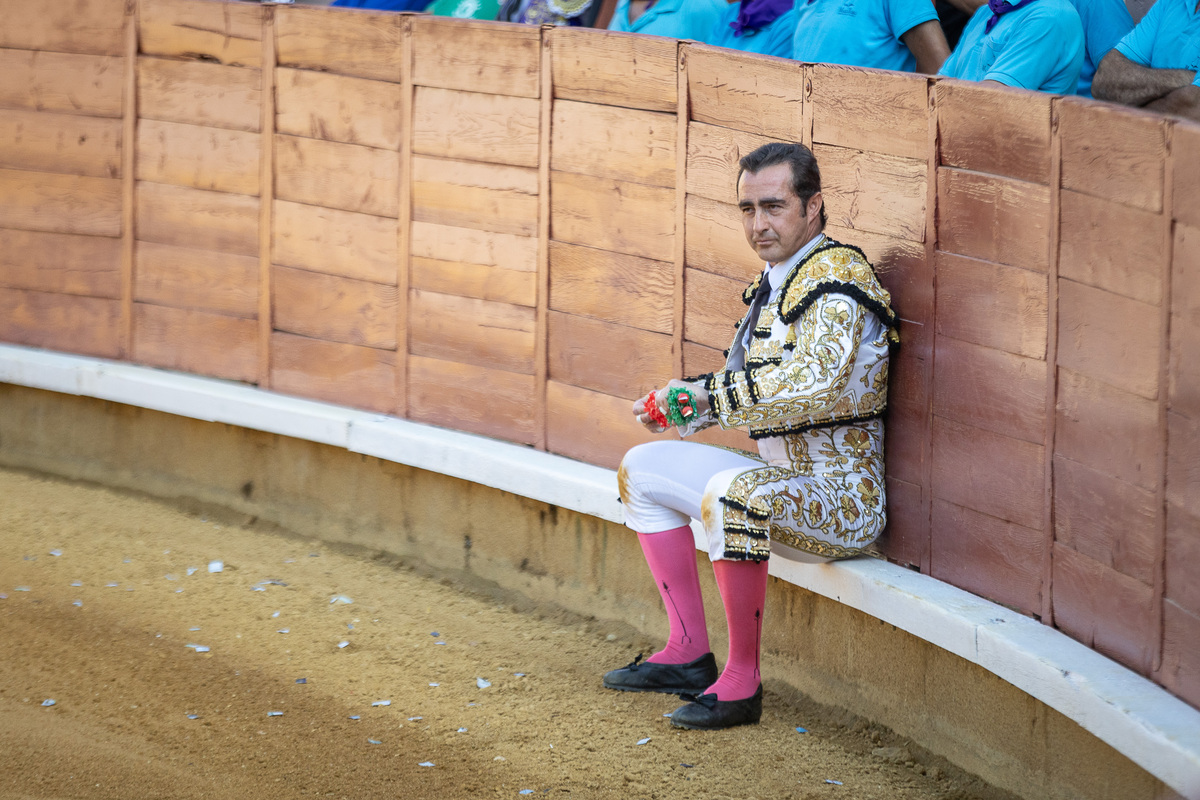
(637, 526, 710, 665)
(706, 558, 769, 701)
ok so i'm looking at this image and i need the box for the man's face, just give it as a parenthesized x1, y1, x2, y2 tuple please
(737, 162, 822, 265)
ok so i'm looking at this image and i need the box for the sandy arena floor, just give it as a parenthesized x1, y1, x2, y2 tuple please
(0, 467, 1012, 800)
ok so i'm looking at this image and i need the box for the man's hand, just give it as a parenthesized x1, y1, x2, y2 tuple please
(632, 380, 712, 433)
(1093, 49, 1198, 107)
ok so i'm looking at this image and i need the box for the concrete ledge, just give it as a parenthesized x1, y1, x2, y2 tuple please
(1, 343, 1197, 799)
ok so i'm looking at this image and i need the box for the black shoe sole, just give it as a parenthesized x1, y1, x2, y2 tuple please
(602, 680, 708, 694)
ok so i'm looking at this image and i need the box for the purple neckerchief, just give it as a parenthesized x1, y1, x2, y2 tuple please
(985, 0, 1038, 33)
(731, 0, 794, 36)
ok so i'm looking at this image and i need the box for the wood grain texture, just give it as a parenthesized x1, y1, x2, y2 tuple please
(1173, 121, 1200, 229)
(136, 181, 258, 256)
(1055, 366, 1161, 491)
(550, 170, 674, 262)
(936, 79, 1051, 183)
(1166, 410, 1200, 518)
(1161, 600, 1200, 708)
(933, 335, 1045, 445)
(885, 394, 930, 488)
(0, 49, 123, 118)
(275, 4, 403, 83)
(1057, 278, 1161, 401)
(275, 68, 402, 150)
(409, 289, 536, 374)
(930, 498, 1043, 617)
(811, 65, 928, 160)
(411, 221, 537, 274)
(0, 286, 120, 358)
(275, 134, 399, 217)
(547, 311, 673, 399)
(272, 265, 398, 349)
(551, 27, 676, 112)
(1059, 189, 1164, 305)
(1169, 223, 1200, 419)
(1052, 543, 1155, 673)
(930, 416, 1044, 531)
(0, 168, 121, 237)
(410, 15, 540, 98)
(683, 267, 746, 350)
(550, 100, 676, 187)
(0, 108, 122, 178)
(135, 240, 258, 319)
(548, 241, 673, 333)
(411, 257, 536, 308)
(136, 118, 259, 195)
(0, 0, 125, 56)
(408, 355, 536, 445)
(880, 476, 926, 569)
(413, 86, 539, 168)
(687, 45, 803, 140)
(683, 195, 761, 282)
(272, 200, 397, 285)
(685, 122, 777, 205)
(1165, 503, 1200, 615)
(132, 302, 257, 382)
(937, 168, 1050, 271)
(0, 228, 121, 297)
(815, 144, 926, 242)
(270, 330, 396, 414)
(935, 251, 1047, 360)
(411, 156, 538, 236)
(1054, 454, 1157, 585)
(138, 0, 263, 67)
(1058, 97, 1166, 213)
(138, 57, 261, 132)
(546, 379, 658, 470)
(682, 340, 726, 377)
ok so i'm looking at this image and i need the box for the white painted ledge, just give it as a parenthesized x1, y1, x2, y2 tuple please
(1, 343, 1197, 799)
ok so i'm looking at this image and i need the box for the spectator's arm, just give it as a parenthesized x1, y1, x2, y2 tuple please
(1093, 49, 1197, 106)
(901, 19, 951, 74)
(943, 0, 986, 13)
(1145, 84, 1200, 122)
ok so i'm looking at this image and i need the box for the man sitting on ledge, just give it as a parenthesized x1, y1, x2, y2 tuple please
(603, 142, 897, 730)
(1092, 0, 1200, 121)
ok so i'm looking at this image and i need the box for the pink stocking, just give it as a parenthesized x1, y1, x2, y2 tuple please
(706, 557, 769, 701)
(638, 526, 711, 665)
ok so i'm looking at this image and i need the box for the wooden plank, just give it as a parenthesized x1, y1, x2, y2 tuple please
(935, 251, 1047, 359)
(136, 118, 260, 195)
(120, 5, 135, 358)
(930, 416, 1044, 531)
(885, 395, 929, 488)
(410, 15, 539, 97)
(1166, 503, 1200, 615)
(548, 311, 673, 399)
(134, 240, 258, 319)
(815, 144, 926, 242)
(682, 340, 726, 378)
(1058, 97, 1166, 213)
(138, 57, 261, 132)
(1054, 454, 1157, 585)
(132, 302, 257, 382)
(411, 221, 537, 274)
(275, 68, 402, 151)
(1052, 543, 1155, 673)
(272, 265, 398, 349)
(1170, 223, 1200, 419)
(685, 122, 777, 206)
(1055, 367, 1161, 491)
(136, 181, 258, 256)
(551, 27, 676, 113)
(550, 100, 675, 187)
(683, 195, 762, 282)
(138, 0, 263, 67)
(937, 168, 1051, 271)
(411, 155, 538, 236)
(0, 108, 121, 178)
(683, 267, 746, 350)
(270, 331, 396, 414)
(548, 241, 673, 333)
(273, 200, 397, 285)
(1167, 410, 1200, 518)
(1057, 278, 1161, 401)
(1173, 122, 1200, 229)
(550, 170, 674, 262)
(687, 45, 803, 141)
(411, 257, 536, 308)
(409, 355, 536, 445)
(880, 477, 926, 569)
(0, 49, 123, 118)
(936, 79, 1051, 184)
(412, 86, 539, 169)
(409, 289, 536, 374)
(0, 229, 121, 297)
(395, 17, 414, 420)
(1161, 600, 1200, 708)
(258, 7, 276, 387)
(0, 0, 125, 56)
(0, 168, 121, 237)
(534, 31, 552, 451)
(930, 499, 1043, 617)
(933, 335, 1045, 445)
(546, 379, 658, 470)
(0, 287, 120, 358)
(811, 65, 928, 160)
(1059, 189, 1164, 305)
(275, 4, 403, 83)
(274, 134, 399, 217)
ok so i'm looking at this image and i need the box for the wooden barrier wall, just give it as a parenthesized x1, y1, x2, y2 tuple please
(0, 0, 1197, 711)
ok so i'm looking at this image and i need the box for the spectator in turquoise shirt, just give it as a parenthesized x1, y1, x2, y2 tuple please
(707, 0, 797, 57)
(1093, 0, 1200, 121)
(609, 0, 728, 39)
(792, 0, 951, 74)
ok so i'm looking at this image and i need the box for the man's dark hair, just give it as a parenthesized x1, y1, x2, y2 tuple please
(737, 142, 827, 228)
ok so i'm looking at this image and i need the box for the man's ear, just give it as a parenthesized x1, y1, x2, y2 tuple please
(807, 192, 823, 223)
